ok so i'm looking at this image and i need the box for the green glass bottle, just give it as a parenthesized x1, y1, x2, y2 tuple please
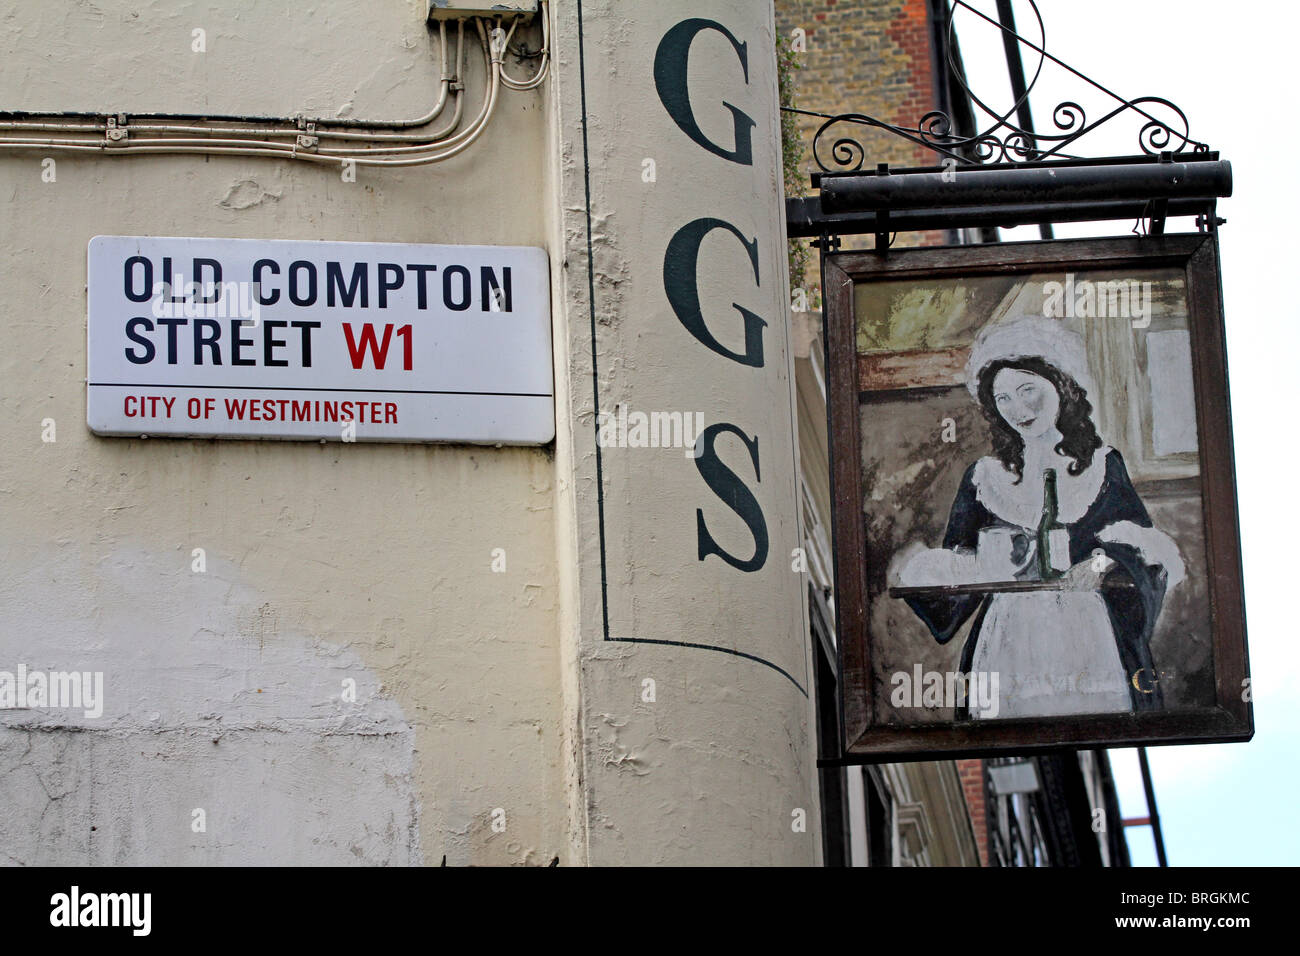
(1036, 468, 1063, 581)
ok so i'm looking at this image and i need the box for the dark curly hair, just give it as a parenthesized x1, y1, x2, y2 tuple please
(976, 356, 1102, 483)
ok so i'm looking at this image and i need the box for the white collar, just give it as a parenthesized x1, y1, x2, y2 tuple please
(972, 445, 1111, 529)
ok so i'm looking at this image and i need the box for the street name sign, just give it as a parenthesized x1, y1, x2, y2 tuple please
(87, 236, 554, 444)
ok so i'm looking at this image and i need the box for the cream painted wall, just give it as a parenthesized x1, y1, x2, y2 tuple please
(0, 0, 820, 866)
(1, 1, 564, 866)
(547, 0, 821, 865)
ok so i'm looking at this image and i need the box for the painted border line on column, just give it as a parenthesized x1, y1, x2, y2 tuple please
(574, 0, 808, 697)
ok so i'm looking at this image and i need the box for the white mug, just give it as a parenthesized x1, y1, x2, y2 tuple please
(975, 527, 1035, 581)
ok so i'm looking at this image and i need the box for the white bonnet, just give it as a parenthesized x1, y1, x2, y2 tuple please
(965, 316, 1096, 401)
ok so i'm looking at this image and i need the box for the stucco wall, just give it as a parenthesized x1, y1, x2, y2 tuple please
(548, 0, 821, 865)
(1, 0, 564, 866)
(0, 0, 820, 866)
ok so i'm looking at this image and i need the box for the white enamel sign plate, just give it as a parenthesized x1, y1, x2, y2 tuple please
(87, 236, 554, 444)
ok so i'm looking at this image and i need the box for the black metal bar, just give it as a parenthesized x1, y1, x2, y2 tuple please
(1137, 746, 1169, 867)
(820, 160, 1232, 214)
(995, 0, 1053, 239)
(926, 0, 972, 246)
(874, 163, 891, 252)
(807, 150, 1221, 189)
(1150, 198, 1168, 236)
(786, 195, 1217, 238)
(1148, 152, 1175, 235)
(1095, 750, 1132, 867)
(928, 0, 954, 123)
(996, 0, 1036, 148)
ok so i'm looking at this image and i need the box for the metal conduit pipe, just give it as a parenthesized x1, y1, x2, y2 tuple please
(0, 19, 457, 131)
(0, 3, 550, 168)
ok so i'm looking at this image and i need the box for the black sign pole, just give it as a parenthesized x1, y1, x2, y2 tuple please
(1137, 747, 1169, 867)
(995, 0, 1053, 239)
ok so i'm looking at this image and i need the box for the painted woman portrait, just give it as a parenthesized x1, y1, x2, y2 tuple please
(895, 317, 1185, 719)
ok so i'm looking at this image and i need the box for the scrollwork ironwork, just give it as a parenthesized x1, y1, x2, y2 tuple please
(793, 0, 1209, 174)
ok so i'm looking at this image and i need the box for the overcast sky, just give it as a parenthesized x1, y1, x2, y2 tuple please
(952, 0, 1297, 866)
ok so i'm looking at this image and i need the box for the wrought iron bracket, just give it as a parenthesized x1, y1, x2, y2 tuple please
(794, 0, 1209, 174)
(783, 1, 1228, 245)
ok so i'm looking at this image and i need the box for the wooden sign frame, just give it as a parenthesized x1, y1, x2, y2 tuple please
(825, 233, 1252, 759)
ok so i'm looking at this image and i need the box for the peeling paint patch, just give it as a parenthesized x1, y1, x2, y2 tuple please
(594, 713, 649, 777)
(0, 545, 421, 866)
(218, 179, 282, 211)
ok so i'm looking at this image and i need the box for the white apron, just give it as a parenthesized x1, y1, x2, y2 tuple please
(970, 590, 1131, 718)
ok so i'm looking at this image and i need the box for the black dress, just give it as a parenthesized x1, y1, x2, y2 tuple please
(903, 448, 1168, 718)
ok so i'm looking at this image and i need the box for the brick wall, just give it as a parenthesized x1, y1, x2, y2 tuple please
(957, 758, 990, 866)
(776, 0, 946, 249)
(776, 0, 937, 175)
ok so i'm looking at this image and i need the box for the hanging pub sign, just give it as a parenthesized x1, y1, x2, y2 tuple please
(825, 234, 1252, 757)
(86, 236, 554, 445)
